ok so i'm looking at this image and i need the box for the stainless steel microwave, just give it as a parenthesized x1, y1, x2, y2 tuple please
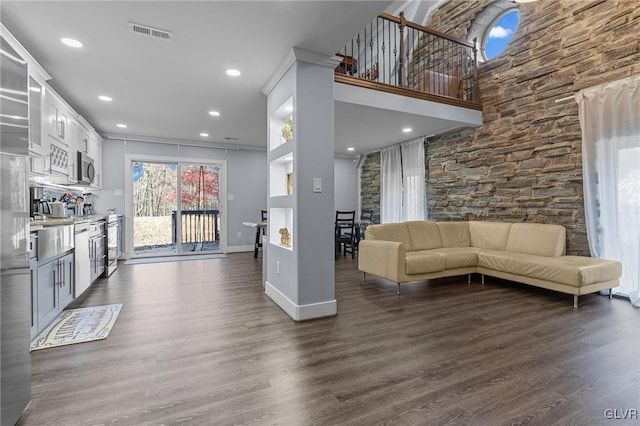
(77, 151, 95, 185)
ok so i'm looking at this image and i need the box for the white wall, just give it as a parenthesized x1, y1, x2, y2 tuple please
(96, 140, 267, 252)
(334, 156, 359, 213)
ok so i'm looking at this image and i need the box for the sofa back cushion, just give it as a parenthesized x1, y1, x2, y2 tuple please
(406, 221, 442, 251)
(505, 223, 566, 257)
(436, 222, 471, 248)
(469, 221, 512, 251)
(365, 223, 413, 250)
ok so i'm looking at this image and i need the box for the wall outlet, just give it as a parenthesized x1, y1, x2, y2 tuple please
(276, 261, 280, 275)
(237, 231, 242, 239)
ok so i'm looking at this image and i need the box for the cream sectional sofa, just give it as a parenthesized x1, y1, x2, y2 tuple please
(358, 221, 622, 307)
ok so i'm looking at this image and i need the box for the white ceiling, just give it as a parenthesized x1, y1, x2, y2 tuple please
(1, 0, 469, 156)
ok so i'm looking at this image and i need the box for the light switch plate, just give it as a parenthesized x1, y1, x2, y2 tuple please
(228, 194, 235, 200)
(313, 178, 322, 193)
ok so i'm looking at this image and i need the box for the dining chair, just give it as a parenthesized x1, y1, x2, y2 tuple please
(357, 209, 374, 244)
(254, 209, 268, 258)
(335, 210, 356, 259)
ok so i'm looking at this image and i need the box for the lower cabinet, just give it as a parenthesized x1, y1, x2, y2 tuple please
(34, 251, 74, 336)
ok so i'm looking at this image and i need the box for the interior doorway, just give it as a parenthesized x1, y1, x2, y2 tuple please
(127, 156, 226, 258)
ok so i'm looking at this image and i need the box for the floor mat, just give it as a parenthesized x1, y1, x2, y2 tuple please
(31, 304, 123, 351)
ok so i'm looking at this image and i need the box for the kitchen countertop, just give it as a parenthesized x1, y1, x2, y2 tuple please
(31, 214, 107, 228)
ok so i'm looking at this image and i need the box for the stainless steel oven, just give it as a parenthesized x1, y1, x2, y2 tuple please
(106, 214, 118, 276)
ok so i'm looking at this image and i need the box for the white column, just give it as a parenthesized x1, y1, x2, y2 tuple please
(262, 48, 340, 321)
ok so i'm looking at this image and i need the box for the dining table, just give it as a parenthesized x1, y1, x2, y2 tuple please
(243, 221, 267, 258)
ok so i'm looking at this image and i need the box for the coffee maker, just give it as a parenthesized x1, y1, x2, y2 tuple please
(29, 187, 50, 219)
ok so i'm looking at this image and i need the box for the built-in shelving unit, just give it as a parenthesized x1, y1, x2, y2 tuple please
(268, 97, 295, 250)
(263, 49, 339, 321)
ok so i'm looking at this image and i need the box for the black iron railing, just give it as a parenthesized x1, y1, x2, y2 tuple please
(171, 209, 219, 244)
(334, 12, 479, 107)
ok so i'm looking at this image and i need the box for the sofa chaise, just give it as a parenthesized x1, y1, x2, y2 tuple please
(358, 221, 622, 307)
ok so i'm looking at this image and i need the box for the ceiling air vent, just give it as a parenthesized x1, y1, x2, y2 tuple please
(224, 137, 239, 141)
(128, 22, 172, 41)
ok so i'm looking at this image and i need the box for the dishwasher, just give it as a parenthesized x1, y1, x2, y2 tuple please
(74, 222, 91, 297)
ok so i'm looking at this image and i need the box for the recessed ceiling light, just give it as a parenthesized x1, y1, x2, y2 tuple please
(98, 95, 113, 102)
(61, 38, 83, 48)
(29, 86, 41, 93)
(200, 133, 209, 137)
(209, 110, 221, 117)
(116, 123, 127, 128)
(347, 147, 355, 151)
(225, 69, 241, 77)
(402, 127, 412, 133)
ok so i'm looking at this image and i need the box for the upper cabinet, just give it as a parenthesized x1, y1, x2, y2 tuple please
(46, 89, 71, 146)
(2, 23, 103, 188)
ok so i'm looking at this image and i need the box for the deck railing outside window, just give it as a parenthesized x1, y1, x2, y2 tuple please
(171, 209, 220, 245)
(334, 12, 480, 108)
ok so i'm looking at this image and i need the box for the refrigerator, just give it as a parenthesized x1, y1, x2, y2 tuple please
(0, 34, 32, 425)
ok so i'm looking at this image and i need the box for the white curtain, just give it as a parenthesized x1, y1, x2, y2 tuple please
(576, 75, 640, 307)
(401, 138, 426, 221)
(380, 144, 402, 223)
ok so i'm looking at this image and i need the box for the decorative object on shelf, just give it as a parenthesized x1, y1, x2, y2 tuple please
(286, 172, 293, 195)
(279, 227, 291, 247)
(281, 117, 293, 141)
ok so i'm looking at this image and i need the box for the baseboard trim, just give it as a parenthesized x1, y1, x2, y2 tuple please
(265, 281, 337, 321)
(226, 245, 254, 253)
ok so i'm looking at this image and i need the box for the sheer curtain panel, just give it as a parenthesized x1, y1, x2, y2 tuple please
(380, 144, 403, 223)
(576, 75, 640, 307)
(401, 138, 426, 221)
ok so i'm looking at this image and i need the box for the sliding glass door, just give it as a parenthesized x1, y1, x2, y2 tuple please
(131, 159, 224, 257)
(132, 161, 178, 256)
(179, 163, 221, 253)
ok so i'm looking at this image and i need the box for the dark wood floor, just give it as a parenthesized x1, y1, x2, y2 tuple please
(18, 253, 640, 425)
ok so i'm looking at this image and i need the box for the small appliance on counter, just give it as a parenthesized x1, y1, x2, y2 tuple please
(49, 201, 68, 218)
(29, 187, 50, 219)
(83, 193, 94, 215)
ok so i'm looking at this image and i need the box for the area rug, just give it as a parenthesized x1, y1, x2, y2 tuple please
(125, 254, 225, 265)
(30, 304, 123, 351)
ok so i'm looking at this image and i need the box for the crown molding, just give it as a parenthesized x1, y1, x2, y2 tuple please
(262, 47, 342, 96)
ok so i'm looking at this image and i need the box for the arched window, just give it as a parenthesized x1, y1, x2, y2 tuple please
(467, 0, 520, 62)
(484, 9, 519, 60)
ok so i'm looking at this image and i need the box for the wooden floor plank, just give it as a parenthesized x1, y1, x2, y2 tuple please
(17, 253, 640, 425)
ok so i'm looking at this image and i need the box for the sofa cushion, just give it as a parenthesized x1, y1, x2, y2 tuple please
(436, 222, 471, 248)
(406, 251, 446, 274)
(407, 221, 442, 251)
(366, 223, 413, 251)
(505, 223, 566, 257)
(428, 248, 478, 269)
(469, 222, 512, 251)
(477, 251, 620, 287)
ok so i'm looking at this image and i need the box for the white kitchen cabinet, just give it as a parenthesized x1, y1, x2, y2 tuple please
(76, 122, 90, 154)
(88, 133, 103, 189)
(46, 92, 70, 146)
(44, 87, 78, 184)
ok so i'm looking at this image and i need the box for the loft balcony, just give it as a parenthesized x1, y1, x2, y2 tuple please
(333, 12, 483, 153)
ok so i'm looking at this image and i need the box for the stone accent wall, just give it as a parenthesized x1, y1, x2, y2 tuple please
(360, 0, 640, 256)
(360, 151, 381, 224)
